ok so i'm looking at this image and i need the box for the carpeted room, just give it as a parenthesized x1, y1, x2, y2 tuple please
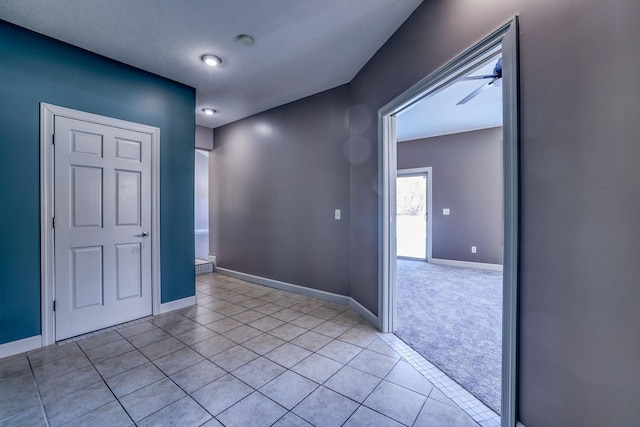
(394, 123, 504, 412)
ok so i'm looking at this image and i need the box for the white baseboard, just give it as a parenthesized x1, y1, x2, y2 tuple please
(159, 296, 196, 314)
(431, 258, 503, 272)
(195, 229, 209, 235)
(348, 298, 379, 328)
(217, 268, 351, 306)
(217, 268, 381, 329)
(0, 335, 42, 359)
(516, 422, 527, 427)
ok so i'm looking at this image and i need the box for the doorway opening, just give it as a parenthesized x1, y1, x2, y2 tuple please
(195, 149, 210, 261)
(396, 168, 432, 262)
(378, 19, 519, 427)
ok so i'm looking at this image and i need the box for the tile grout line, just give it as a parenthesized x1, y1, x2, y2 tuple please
(201, 275, 493, 425)
(100, 313, 216, 424)
(74, 337, 136, 425)
(214, 274, 479, 426)
(225, 276, 470, 422)
(26, 356, 50, 427)
(13, 274, 481, 427)
(198, 277, 393, 426)
(204, 274, 439, 426)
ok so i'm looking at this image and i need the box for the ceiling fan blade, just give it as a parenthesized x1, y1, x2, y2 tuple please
(456, 77, 498, 105)
(457, 82, 490, 105)
(462, 74, 497, 81)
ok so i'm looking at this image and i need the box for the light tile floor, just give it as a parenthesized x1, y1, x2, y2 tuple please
(0, 273, 483, 426)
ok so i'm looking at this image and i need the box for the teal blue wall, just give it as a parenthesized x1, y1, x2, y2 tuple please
(0, 20, 195, 345)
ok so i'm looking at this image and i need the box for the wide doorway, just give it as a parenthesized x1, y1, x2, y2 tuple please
(395, 125, 504, 412)
(379, 19, 519, 427)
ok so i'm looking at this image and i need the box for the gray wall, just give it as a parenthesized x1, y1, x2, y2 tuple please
(208, 0, 640, 423)
(209, 150, 219, 257)
(211, 86, 351, 295)
(196, 125, 213, 151)
(348, 0, 640, 425)
(397, 127, 503, 264)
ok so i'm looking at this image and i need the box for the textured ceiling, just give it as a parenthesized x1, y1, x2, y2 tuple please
(396, 52, 503, 142)
(0, 0, 423, 128)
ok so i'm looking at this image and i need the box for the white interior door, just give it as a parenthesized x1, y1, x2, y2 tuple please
(54, 116, 152, 340)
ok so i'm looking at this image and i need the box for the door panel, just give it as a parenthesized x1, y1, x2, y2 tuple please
(116, 243, 142, 300)
(71, 130, 103, 157)
(71, 246, 103, 309)
(71, 166, 103, 227)
(55, 116, 152, 340)
(115, 137, 142, 162)
(116, 170, 141, 226)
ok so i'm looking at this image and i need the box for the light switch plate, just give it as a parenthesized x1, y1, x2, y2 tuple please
(443, 208, 450, 215)
(335, 209, 341, 220)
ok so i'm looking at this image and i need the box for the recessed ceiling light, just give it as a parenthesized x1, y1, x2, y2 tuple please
(202, 108, 216, 115)
(236, 34, 254, 47)
(201, 54, 222, 67)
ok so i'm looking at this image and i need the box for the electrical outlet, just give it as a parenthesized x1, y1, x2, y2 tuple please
(335, 209, 341, 220)
(471, 246, 477, 253)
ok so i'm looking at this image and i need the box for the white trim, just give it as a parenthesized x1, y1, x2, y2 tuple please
(397, 167, 433, 262)
(516, 423, 526, 427)
(195, 228, 209, 235)
(160, 296, 196, 314)
(217, 268, 382, 328)
(348, 298, 379, 327)
(40, 103, 162, 346)
(40, 106, 55, 347)
(379, 113, 397, 334)
(377, 18, 519, 427)
(0, 335, 42, 359)
(208, 255, 217, 266)
(431, 258, 503, 271)
(500, 19, 520, 427)
(217, 268, 351, 306)
(381, 40, 505, 333)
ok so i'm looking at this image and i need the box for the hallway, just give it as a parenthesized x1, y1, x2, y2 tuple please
(1, 273, 479, 426)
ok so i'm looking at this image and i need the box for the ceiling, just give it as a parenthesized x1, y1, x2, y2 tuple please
(0, 0, 423, 128)
(396, 53, 503, 142)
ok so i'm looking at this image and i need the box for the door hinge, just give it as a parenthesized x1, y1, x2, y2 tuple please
(52, 132, 55, 144)
(53, 300, 56, 311)
(52, 217, 55, 228)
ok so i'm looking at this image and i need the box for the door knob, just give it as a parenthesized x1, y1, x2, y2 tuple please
(137, 232, 149, 237)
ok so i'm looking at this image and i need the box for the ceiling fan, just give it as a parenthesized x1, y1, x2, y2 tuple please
(456, 58, 502, 105)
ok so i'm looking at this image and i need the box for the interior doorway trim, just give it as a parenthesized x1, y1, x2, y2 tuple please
(40, 103, 161, 346)
(377, 18, 519, 427)
(397, 167, 433, 263)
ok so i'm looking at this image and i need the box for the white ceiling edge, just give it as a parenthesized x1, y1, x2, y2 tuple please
(396, 49, 503, 141)
(398, 124, 503, 143)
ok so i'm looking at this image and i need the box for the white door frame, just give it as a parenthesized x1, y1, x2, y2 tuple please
(40, 103, 161, 346)
(396, 167, 433, 263)
(378, 18, 519, 426)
